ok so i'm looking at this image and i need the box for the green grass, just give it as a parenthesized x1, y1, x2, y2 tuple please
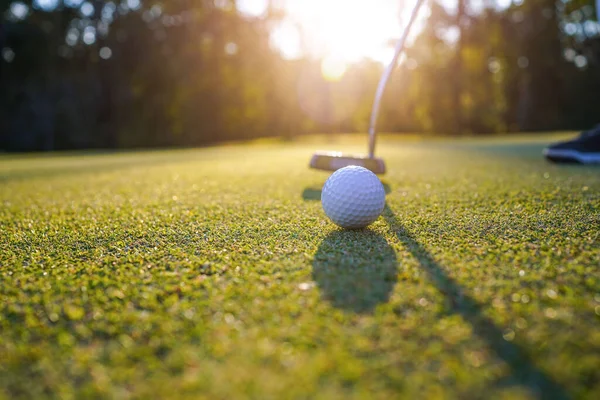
(1, 133, 598, 399)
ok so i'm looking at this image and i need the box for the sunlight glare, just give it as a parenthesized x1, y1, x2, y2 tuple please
(237, 0, 268, 17)
(270, 21, 303, 60)
(277, 0, 404, 64)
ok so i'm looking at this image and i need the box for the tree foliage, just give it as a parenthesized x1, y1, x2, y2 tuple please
(0, 0, 598, 151)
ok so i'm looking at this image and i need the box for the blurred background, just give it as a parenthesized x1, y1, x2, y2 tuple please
(0, 0, 598, 152)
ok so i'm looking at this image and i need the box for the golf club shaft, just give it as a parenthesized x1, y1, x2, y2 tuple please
(368, 0, 426, 158)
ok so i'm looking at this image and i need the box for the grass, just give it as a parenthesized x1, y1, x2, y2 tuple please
(0, 133, 598, 399)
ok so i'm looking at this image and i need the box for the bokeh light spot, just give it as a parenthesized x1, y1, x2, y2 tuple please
(2, 48, 15, 63)
(321, 55, 347, 81)
(80, 2, 94, 17)
(83, 26, 97, 45)
(225, 42, 238, 55)
(34, 0, 59, 11)
(9, 2, 29, 20)
(99, 47, 113, 60)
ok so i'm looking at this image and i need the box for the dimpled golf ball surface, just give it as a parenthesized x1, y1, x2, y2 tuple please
(321, 166, 386, 229)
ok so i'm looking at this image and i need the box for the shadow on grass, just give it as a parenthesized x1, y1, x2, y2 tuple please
(302, 182, 391, 201)
(382, 204, 568, 399)
(312, 230, 397, 313)
(302, 187, 323, 201)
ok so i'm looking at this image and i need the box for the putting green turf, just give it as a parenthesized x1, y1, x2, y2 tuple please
(1, 134, 598, 399)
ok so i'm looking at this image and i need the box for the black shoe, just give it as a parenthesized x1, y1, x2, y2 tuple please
(543, 125, 600, 164)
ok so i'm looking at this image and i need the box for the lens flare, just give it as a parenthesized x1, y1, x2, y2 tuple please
(321, 55, 347, 81)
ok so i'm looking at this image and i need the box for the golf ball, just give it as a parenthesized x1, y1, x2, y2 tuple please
(321, 166, 386, 229)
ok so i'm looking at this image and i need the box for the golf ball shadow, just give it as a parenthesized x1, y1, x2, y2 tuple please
(302, 182, 391, 201)
(312, 230, 398, 313)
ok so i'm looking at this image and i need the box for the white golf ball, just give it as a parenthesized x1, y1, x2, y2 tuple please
(321, 166, 386, 229)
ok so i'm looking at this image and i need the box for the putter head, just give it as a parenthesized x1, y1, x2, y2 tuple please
(309, 151, 386, 175)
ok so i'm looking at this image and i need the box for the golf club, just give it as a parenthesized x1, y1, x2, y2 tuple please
(310, 0, 426, 174)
